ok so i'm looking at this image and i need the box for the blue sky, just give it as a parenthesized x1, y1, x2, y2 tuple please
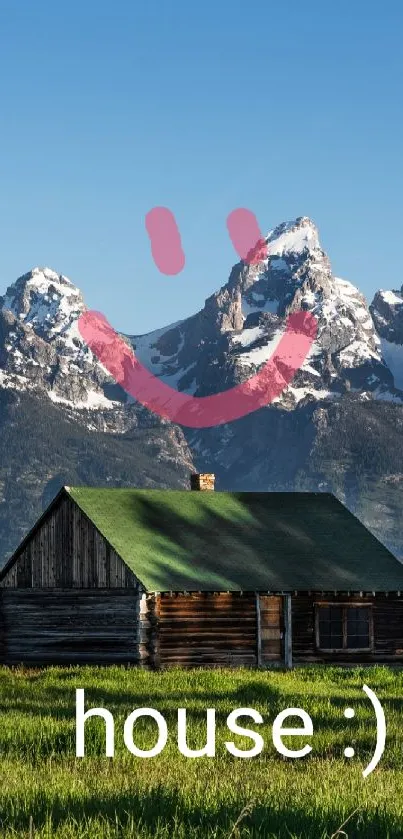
(0, 0, 402, 333)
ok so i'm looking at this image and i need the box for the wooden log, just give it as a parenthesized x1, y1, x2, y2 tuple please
(284, 594, 293, 669)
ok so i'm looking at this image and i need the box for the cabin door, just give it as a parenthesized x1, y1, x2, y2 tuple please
(257, 595, 283, 665)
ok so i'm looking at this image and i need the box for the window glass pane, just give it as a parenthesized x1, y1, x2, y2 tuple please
(318, 606, 343, 649)
(347, 607, 370, 627)
(329, 633, 343, 648)
(357, 611, 370, 631)
(346, 607, 370, 648)
(320, 632, 331, 648)
(346, 635, 370, 649)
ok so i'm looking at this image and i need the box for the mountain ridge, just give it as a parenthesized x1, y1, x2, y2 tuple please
(1, 215, 403, 564)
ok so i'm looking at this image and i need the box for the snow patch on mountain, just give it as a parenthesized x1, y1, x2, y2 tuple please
(266, 217, 320, 257)
(379, 290, 403, 307)
(338, 339, 381, 366)
(381, 339, 403, 390)
(0, 369, 29, 390)
(241, 297, 278, 317)
(370, 287, 403, 347)
(129, 320, 200, 394)
(373, 387, 403, 405)
(279, 385, 339, 405)
(48, 388, 117, 409)
(131, 319, 184, 367)
(234, 330, 283, 367)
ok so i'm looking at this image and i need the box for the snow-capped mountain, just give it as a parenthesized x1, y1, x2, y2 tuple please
(2, 219, 402, 416)
(130, 216, 399, 408)
(0, 267, 116, 411)
(1, 215, 403, 565)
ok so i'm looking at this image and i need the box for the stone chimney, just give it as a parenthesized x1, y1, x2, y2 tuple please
(190, 473, 215, 491)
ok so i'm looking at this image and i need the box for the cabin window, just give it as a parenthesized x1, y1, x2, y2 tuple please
(316, 604, 373, 651)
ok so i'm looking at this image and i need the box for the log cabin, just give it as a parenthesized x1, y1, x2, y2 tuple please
(1, 473, 403, 668)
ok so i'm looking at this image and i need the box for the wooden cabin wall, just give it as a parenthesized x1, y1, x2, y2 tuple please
(139, 593, 159, 668)
(1, 494, 138, 589)
(140, 592, 284, 669)
(0, 588, 141, 665)
(292, 593, 403, 663)
(258, 595, 283, 663)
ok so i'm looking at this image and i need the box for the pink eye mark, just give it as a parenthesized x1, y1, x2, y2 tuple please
(146, 207, 267, 275)
(145, 207, 185, 276)
(226, 208, 268, 264)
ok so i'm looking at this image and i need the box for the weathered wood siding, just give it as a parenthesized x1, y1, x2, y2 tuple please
(292, 593, 403, 663)
(0, 588, 140, 665)
(139, 592, 160, 669)
(259, 595, 283, 663)
(158, 593, 258, 668)
(1, 494, 138, 589)
(140, 592, 283, 669)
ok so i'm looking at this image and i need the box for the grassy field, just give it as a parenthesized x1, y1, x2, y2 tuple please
(0, 665, 402, 838)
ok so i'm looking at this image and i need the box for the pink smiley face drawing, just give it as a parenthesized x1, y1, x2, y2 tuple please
(78, 208, 318, 429)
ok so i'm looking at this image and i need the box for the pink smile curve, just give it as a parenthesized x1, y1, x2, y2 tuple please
(78, 309, 318, 428)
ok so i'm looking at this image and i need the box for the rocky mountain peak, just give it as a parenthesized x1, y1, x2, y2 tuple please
(0, 267, 117, 411)
(0, 267, 84, 342)
(370, 286, 403, 391)
(371, 287, 403, 342)
(265, 215, 321, 256)
(132, 216, 398, 408)
(236, 215, 329, 305)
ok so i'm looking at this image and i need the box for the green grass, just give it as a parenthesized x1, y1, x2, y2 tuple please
(0, 665, 402, 838)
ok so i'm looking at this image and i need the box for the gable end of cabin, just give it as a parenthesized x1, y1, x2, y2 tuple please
(0, 489, 145, 666)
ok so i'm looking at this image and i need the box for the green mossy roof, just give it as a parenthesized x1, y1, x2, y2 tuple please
(66, 487, 403, 592)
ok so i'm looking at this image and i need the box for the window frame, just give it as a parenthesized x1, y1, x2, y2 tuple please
(315, 602, 374, 653)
